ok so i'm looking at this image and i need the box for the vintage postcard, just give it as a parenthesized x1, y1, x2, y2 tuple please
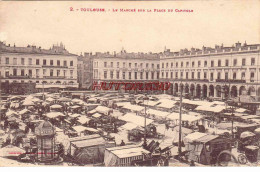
(0, 0, 260, 167)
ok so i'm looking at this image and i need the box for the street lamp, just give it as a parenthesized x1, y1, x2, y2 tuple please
(142, 93, 149, 148)
(178, 83, 183, 155)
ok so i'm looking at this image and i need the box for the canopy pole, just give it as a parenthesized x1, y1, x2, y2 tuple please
(178, 84, 183, 155)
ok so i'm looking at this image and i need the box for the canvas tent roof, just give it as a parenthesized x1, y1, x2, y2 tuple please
(95, 106, 111, 114)
(184, 132, 208, 143)
(50, 104, 62, 109)
(120, 123, 139, 131)
(167, 113, 202, 122)
(144, 109, 170, 118)
(195, 134, 219, 143)
(72, 126, 99, 133)
(45, 112, 65, 118)
(92, 113, 102, 118)
(70, 134, 106, 148)
(119, 113, 154, 127)
(122, 104, 144, 112)
(72, 137, 105, 148)
(106, 145, 150, 159)
(77, 116, 91, 124)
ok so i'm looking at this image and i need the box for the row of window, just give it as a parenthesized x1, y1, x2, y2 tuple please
(1, 57, 74, 66)
(4, 69, 74, 78)
(161, 71, 256, 81)
(161, 58, 256, 68)
(2, 80, 75, 84)
(101, 62, 160, 69)
(102, 71, 160, 80)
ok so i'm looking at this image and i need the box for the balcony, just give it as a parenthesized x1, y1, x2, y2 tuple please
(43, 76, 66, 79)
(7, 75, 31, 79)
(42, 65, 68, 68)
(160, 78, 209, 82)
(215, 79, 246, 83)
(35, 82, 79, 89)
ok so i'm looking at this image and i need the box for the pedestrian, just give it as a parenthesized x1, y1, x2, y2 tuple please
(190, 160, 195, 166)
(120, 140, 125, 146)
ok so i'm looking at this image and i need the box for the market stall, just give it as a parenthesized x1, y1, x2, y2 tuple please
(68, 134, 115, 165)
(104, 145, 150, 166)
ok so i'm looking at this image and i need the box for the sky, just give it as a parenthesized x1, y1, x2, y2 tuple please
(0, 0, 259, 55)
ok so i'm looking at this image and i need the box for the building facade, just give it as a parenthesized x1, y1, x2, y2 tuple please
(160, 42, 260, 100)
(0, 42, 78, 94)
(92, 49, 161, 92)
(77, 53, 93, 90)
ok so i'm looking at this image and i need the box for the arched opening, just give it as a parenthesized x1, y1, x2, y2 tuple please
(174, 83, 178, 94)
(223, 85, 229, 99)
(185, 84, 189, 94)
(168, 83, 173, 95)
(258, 87, 260, 97)
(231, 86, 238, 98)
(56, 81, 61, 84)
(190, 84, 195, 97)
(42, 81, 47, 84)
(239, 86, 246, 96)
(69, 81, 74, 84)
(248, 86, 256, 96)
(196, 84, 201, 98)
(180, 83, 184, 92)
(202, 84, 207, 98)
(216, 85, 222, 97)
(209, 85, 214, 97)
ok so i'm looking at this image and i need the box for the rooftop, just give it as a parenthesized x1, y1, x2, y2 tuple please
(84, 48, 162, 60)
(162, 41, 260, 58)
(0, 41, 77, 56)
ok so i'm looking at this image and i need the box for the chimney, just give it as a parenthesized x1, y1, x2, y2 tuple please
(235, 41, 241, 48)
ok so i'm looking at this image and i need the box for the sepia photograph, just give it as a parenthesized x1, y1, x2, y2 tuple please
(0, 0, 260, 167)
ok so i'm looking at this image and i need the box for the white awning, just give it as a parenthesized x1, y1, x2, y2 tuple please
(122, 104, 144, 112)
(45, 112, 65, 118)
(77, 116, 91, 124)
(120, 123, 139, 131)
(119, 113, 154, 127)
(50, 104, 62, 109)
(95, 106, 111, 114)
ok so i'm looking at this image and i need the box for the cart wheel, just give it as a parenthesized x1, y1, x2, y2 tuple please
(238, 154, 247, 164)
(157, 158, 165, 166)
